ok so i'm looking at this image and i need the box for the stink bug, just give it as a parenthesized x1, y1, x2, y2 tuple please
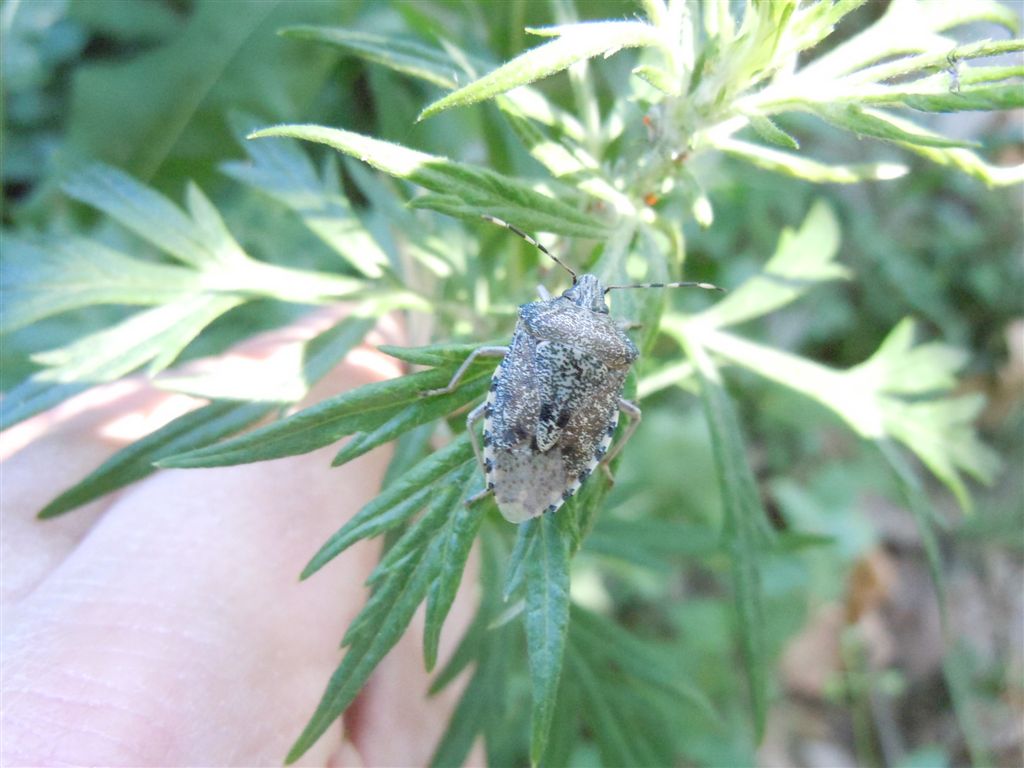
(423, 216, 722, 524)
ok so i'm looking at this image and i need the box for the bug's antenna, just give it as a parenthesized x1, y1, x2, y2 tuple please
(481, 214, 578, 282)
(604, 280, 725, 294)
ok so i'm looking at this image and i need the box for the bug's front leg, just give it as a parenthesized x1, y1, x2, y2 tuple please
(599, 399, 642, 484)
(420, 346, 507, 397)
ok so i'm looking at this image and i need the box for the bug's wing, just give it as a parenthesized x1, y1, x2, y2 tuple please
(533, 341, 576, 451)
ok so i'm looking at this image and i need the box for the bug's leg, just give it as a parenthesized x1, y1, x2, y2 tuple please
(536, 284, 552, 300)
(465, 402, 494, 506)
(420, 346, 507, 397)
(599, 399, 642, 484)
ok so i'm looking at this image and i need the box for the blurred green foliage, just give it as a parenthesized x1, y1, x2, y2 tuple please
(2, 1, 1022, 766)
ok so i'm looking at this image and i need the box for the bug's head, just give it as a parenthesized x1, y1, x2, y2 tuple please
(562, 273, 609, 313)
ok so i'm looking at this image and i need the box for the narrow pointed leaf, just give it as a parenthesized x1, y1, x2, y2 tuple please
(331, 374, 489, 466)
(39, 401, 272, 519)
(807, 104, 978, 148)
(302, 436, 475, 579)
(699, 199, 845, 329)
(362, 465, 474, 589)
(248, 125, 611, 239)
(222, 112, 390, 279)
(571, 606, 720, 722)
(503, 517, 538, 601)
(378, 342, 484, 366)
(159, 364, 490, 468)
(568, 652, 643, 766)
(525, 512, 571, 765)
(423, 490, 486, 670)
(747, 115, 800, 150)
(418, 21, 662, 120)
(285, 535, 445, 764)
(63, 165, 220, 268)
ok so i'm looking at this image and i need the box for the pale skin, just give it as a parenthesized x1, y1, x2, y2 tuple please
(0, 309, 480, 767)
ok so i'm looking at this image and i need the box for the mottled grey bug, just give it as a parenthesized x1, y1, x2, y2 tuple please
(423, 216, 722, 524)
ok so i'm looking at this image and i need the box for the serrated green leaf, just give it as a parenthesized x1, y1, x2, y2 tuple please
(362, 464, 476, 590)
(525, 512, 571, 765)
(429, 560, 511, 768)
(0, 236, 199, 332)
(249, 125, 611, 239)
(423, 487, 486, 671)
(428, 524, 506, 697)
(679, 334, 770, 741)
(39, 401, 272, 519)
(284, 25, 585, 141)
(700, 199, 846, 328)
(302, 436, 474, 579)
(689, 319, 998, 514)
(159, 363, 490, 468)
(418, 21, 662, 120)
(285, 534, 444, 765)
(331, 374, 489, 466)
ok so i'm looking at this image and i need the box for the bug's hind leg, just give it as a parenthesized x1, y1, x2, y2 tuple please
(420, 346, 507, 397)
(465, 402, 494, 506)
(599, 399, 642, 485)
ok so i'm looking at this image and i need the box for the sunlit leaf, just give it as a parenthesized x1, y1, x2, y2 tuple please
(418, 21, 662, 120)
(2, 294, 242, 431)
(0, 236, 198, 332)
(715, 138, 908, 183)
(249, 124, 611, 239)
(222, 112, 391, 278)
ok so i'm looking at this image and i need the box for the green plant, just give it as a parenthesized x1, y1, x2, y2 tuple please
(3, 1, 1021, 765)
